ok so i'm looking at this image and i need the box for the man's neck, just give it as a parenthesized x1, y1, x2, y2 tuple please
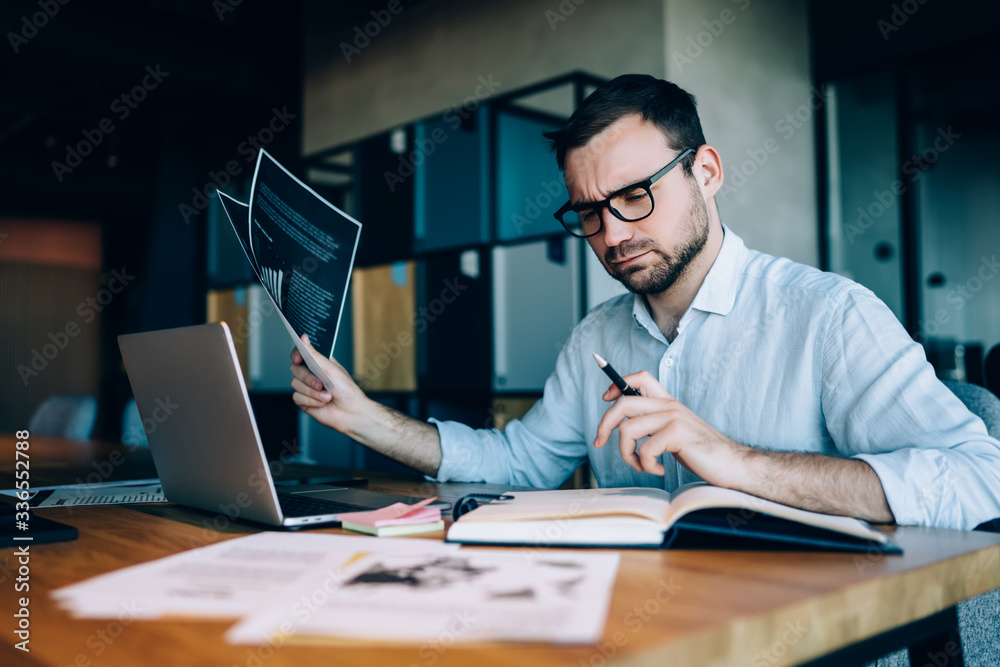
(644, 223, 725, 342)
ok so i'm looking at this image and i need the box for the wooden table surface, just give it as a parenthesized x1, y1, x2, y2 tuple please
(2, 436, 999, 667)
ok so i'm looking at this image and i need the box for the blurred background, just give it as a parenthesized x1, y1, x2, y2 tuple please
(1, 0, 998, 473)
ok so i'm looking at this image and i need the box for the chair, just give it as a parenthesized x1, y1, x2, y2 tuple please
(120, 398, 148, 447)
(27, 394, 97, 441)
(865, 381, 1000, 667)
(943, 381, 1000, 664)
(943, 379, 1000, 441)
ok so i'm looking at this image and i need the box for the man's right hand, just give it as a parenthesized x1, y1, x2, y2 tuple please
(289, 335, 369, 436)
(289, 335, 443, 475)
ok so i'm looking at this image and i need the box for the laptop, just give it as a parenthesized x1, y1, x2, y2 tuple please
(118, 322, 450, 528)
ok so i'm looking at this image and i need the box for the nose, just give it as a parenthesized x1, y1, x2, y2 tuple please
(599, 207, 632, 247)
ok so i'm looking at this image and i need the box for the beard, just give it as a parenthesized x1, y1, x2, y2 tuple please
(602, 182, 710, 296)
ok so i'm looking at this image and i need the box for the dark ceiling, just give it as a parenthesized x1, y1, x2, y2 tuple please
(0, 0, 430, 220)
(1, 0, 995, 222)
(809, 0, 1000, 81)
(0, 0, 307, 219)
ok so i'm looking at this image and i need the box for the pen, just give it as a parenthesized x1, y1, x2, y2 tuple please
(593, 353, 640, 396)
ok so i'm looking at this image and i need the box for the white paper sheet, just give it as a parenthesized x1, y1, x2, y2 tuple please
(32, 483, 165, 507)
(216, 150, 362, 392)
(226, 549, 620, 645)
(0, 479, 165, 506)
(53, 532, 459, 619)
(0, 478, 159, 497)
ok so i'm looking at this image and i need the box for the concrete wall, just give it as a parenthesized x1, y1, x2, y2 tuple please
(665, 0, 818, 266)
(303, 0, 818, 265)
(302, 0, 666, 152)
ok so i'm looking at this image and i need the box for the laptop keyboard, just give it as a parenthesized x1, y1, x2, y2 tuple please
(276, 493, 372, 518)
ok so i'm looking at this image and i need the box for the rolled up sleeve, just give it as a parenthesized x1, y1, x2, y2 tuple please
(428, 327, 588, 488)
(822, 287, 1000, 530)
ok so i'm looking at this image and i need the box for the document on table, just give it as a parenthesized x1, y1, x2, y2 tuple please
(31, 483, 165, 507)
(227, 549, 621, 645)
(0, 479, 164, 507)
(52, 532, 459, 619)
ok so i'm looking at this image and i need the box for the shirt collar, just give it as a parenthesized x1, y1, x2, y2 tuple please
(631, 224, 746, 333)
(631, 290, 664, 340)
(689, 224, 745, 317)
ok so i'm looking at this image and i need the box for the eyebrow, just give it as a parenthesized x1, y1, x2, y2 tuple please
(571, 169, 657, 207)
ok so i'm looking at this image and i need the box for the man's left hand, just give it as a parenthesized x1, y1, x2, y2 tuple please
(593, 370, 749, 485)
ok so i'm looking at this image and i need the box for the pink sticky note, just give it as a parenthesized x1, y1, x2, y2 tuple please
(339, 497, 441, 527)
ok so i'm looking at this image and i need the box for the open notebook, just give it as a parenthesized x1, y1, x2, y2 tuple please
(446, 483, 902, 554)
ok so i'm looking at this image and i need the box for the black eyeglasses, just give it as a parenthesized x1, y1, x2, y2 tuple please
(553, 148, 697, 239)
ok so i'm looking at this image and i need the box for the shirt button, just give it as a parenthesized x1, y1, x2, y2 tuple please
(664, 358, 674, 367)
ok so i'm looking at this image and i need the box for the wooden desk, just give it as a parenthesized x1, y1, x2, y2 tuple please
(2, 437, 999, 666)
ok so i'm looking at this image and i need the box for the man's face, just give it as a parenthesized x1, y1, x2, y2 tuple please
(563, 114, 710, 295)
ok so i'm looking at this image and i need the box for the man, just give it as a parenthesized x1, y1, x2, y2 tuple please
(290, 74, 1000, 531)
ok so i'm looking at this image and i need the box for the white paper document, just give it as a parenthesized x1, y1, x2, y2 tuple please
(0, 478, 159, 496)
(0, 479, 165, 506)
(226, 549, 621, 645)
(53, 532, 459, 619)
(215, 150, 362, 392)
(31, 483, 165, 507)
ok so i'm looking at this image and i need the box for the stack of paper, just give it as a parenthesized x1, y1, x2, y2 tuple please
(0, 480, 166, 507)
(52, 532, 621, 645)
(227, 548, 621, 645)
(53, 533, 458, 619)
(339, 497, 444, 537)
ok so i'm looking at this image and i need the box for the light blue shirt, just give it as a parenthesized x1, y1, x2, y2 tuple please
(431, 227, 1000, 530)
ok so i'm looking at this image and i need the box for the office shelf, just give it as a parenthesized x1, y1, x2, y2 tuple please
(208, 72, 612, 473)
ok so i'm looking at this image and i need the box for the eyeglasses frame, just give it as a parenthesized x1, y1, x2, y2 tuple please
(553, 147, 697, 239)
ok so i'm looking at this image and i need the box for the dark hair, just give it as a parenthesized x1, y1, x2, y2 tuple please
(543, 74, 706, 174)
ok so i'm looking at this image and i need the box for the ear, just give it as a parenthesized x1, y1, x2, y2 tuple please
(692, 145, 724, 199)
